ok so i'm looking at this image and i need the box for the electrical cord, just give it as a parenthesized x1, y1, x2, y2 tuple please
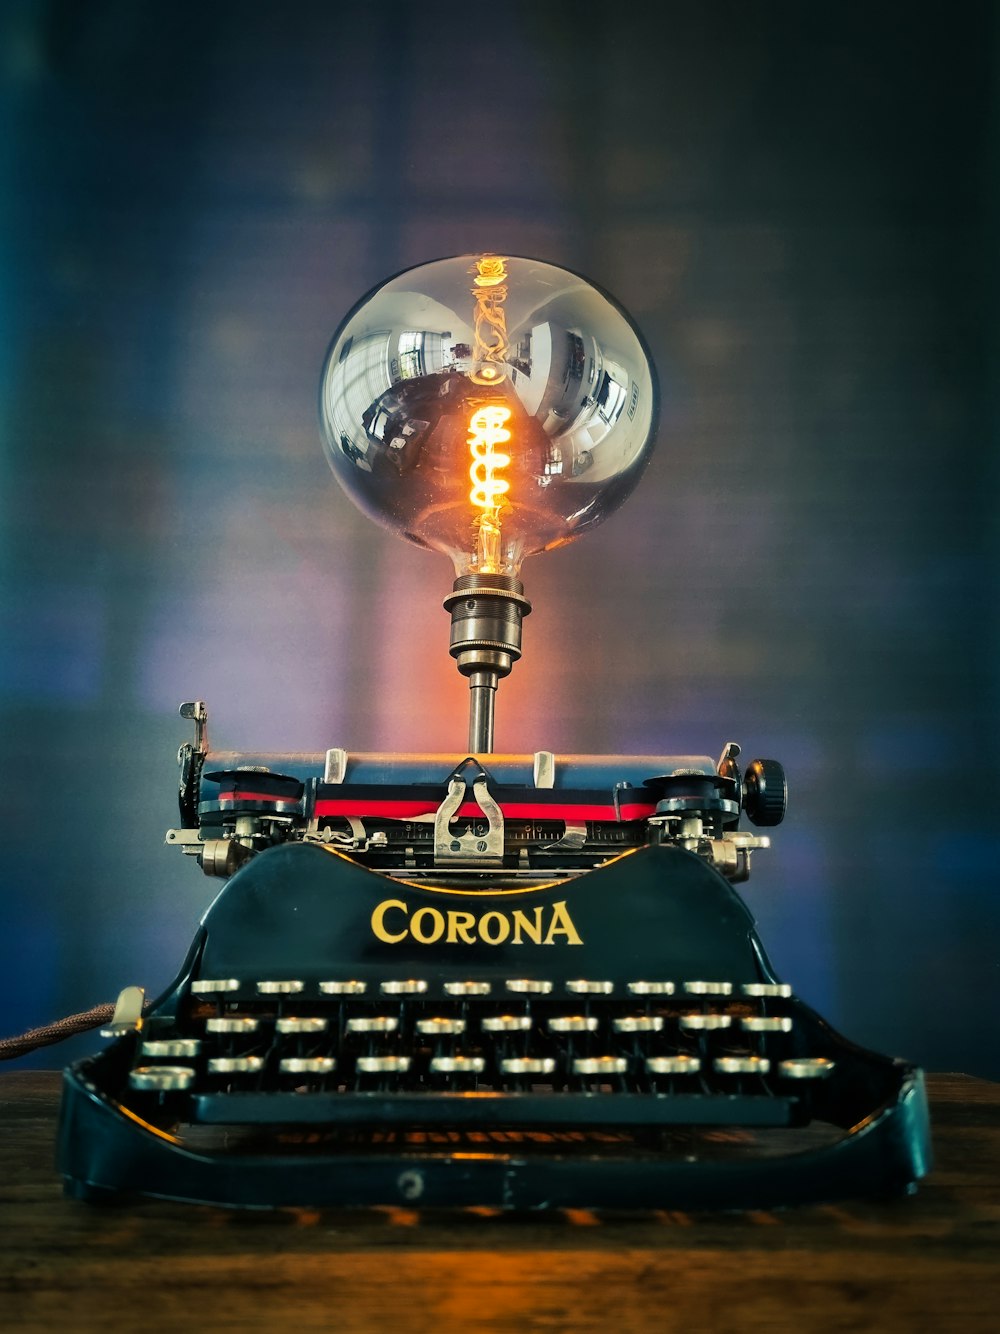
(0, 1003, 149, 1061)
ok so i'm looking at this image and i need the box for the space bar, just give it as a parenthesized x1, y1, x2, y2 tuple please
(190, 1091, 797, 1128)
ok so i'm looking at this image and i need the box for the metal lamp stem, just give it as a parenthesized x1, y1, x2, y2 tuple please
(444, 574, 531, 755)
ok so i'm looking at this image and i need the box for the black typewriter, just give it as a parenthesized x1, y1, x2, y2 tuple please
(57, 254, 931, 1210)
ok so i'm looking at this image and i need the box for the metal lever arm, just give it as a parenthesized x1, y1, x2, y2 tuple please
(433, 772, 504, 864)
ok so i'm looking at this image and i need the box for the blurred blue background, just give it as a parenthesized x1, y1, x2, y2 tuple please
(1, 0, 997, 1077)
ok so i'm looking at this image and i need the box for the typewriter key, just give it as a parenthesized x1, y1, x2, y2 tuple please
(319, 980, 367, 995)
(678, 1013, 732, 1031)
(501, 1057, 557, 1075)
(715, 1055, 771, 1075)
(129, 1065, 196, 1091)
(548, 1015, 599, 1033)
(779, 1057, 835, 1079)
(141, 1038, 201, 1058)
(627, 980, 675, 996)
(357, 1055, 411, 1073)
(505, 979, 554, 995)
(573, 1056, 627, 1076)
(206, 1016, 260, 1034)
(208, 1056, 264, 1074)
(482, 1015, 533, 1033)
(280, 1057, 337, 1074)
(276, 1017, 329, 1034)
(430, 1055, 485, 1073)
(444, 981, 491, 996)
(742, 982, 792, 998)
(347, 1016, 398, 1033)
(741, 1016, 793, 1033)
(683, 981, 734, 997)
(380, 979, 428, 996)
(417, 1017, 466, 1035)
(190, 978, 240, 995)
(566, 980, 614, 995)
(647, 1055, 701, 1075)
(613, 1015, 664, 1034)
(256, 980, 305, 995)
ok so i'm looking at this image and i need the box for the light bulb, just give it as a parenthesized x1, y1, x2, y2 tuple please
(318, 254, 659, 752)
(319, 254, 658, 580)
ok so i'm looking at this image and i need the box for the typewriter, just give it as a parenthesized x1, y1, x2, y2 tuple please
(57, 254, 931, 1210)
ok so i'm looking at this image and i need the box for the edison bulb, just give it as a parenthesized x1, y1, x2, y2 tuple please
(319, 254, 658, 579)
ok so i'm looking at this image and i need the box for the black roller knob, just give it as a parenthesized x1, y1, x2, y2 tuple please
(743, 759, 787, 826)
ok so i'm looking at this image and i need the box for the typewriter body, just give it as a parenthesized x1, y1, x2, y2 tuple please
(57, 713, 930, 1210)
(57, 254, 930, 1209)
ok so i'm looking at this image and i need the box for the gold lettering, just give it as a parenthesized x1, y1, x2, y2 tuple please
(479, 910, 511, 945)
(446, 911, 477, 945)
(543, 901, 583, 946)
(511, 907, 543, 944)
(410, 907, 445, 945)
(369, 897, 584, 945)
(371, 898, 408, 944)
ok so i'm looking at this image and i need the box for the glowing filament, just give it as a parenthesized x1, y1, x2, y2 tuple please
(469, 406, 511, 510)
(468, 404, 511, 572)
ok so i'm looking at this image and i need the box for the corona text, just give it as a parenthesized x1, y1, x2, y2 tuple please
(371, 898, 583, 947)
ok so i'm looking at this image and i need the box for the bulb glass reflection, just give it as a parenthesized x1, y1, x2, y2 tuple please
(319, 254, 658, 578)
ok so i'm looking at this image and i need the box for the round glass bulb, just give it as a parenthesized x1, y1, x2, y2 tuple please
(319, 254, 658, 579)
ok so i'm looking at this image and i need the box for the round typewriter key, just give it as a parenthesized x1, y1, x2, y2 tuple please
(742, 982, 792, 998)
(280, 1056, 337, 1074)
(741, 1016, 793, 1033)
(647, 1055, 701, 1075)
(573, 1056, 627, 1076)
(129, 1065, 195, 1091)
(417, 1017, 467, 1035)
(444, 981, 491, 997)
(501, 1057, 557, 1076)
(678, 1013, 732, 1032)
(779, 1057, 835, 1079)
(346, 1016, 398, 1034)
(613, 1015, 664, 1034)
(627, 980, 675, 996)
(715, 1055, 771, 1075)
(380, 979, 428, 996)
(208, 1056, 264, 1074)
(683, 981, 733, 997)
(141, 1038, 201, 1058)
(357, 1055, 411, 1073)
(548, 1015, 599, 1033)
(256, 980, 305, 995)
(566, 980, 614, 995)
(482, 1015, 533, 1033)
(505, 979, 553, 995)
(319, 980, 367, 995)
(206, 1016, 260, 1034)
(276, 1017, 329, 1034)
(430, 1055, 486, 1073)
(190, 978, 240, 995)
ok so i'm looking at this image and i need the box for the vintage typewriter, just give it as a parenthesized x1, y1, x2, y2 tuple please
(58, 255, 931, 1210)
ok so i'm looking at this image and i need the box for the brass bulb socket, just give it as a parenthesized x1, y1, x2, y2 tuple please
(444, 575, 532, 679)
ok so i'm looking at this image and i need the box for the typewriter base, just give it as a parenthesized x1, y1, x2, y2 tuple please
(57, 842, 931, 1212)
(59, 1052, 929, 1212)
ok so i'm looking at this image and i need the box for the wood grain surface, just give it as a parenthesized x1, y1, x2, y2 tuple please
(1, 1071, 998, 1332)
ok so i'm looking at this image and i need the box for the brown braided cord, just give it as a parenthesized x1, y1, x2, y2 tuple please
(0, 1004, 118, 1061)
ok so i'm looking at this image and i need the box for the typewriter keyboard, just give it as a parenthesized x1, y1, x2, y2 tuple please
(124, 974, 837, 1131)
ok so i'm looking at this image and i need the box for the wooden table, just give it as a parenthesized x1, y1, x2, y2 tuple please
(1, 1071, 998, 1332)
